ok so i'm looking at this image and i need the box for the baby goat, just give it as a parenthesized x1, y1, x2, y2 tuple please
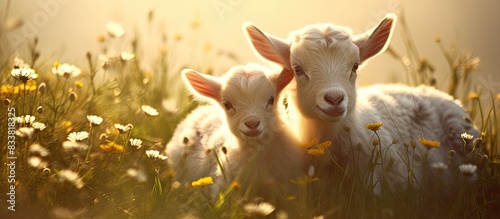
(166, 64, 306, 198)
(244, 14, 480, 194)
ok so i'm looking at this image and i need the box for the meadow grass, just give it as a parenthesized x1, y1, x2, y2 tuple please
(1, 10, 499, 219)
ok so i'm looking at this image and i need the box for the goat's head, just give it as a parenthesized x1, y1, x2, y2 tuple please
(182, 64, 293, 142)
(244, 14, 396, 123)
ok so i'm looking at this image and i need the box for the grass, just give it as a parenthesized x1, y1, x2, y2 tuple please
(1, 9, 499, 219)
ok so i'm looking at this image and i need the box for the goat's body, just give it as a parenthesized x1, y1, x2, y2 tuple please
(291, 83, 479, 193)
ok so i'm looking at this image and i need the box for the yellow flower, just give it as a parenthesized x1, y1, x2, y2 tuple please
(290, 176, 318, 185)
(317, 140, 332, 150)
(287, 196, 296, 201)
(96, 34, 106, 42)
(418, 138, 441, 149)
(99, 142, 124, 154)
(174, 33, 183, 41)
(229, 181, 241, 190)
(366, 122, 383, 131)
(191, 176, 213, 187)
(74, 81, 84, 88)
(191, 20, 200, 29)
(481, 132, 487, 139)
(307, 148, 325, 156)
(433, 35, 441, 43)
(468, 92, 479, 100)
(301, 138, 318, 149)
(53, 60, 60, 68)
(497, 94, 500, 100)
(63, 121, 72, 129)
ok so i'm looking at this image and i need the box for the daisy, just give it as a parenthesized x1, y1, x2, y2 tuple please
(52, 63, 82, 78)
(11, 67, 37, 83)
(461, 132, 474, 142)
(58, 170, 84, 189)
(87, 115, 103, 127)
(27, 156, 48, 169)
(127, 168, 147, 182)
(16, 127, 35, 138)
(459, 164, 477, 177)
(114, 123, 133, 133)
(431, 162, 448, 172)
(67, 131, 89, 142)
(106, 22, 125, 38)
(16, 115, 36, 126)
(120, 52, 135, 61)
(129, 138, 143, 149)
(29, 143, 50, 157)
(145, 150, 168, 161)
(243, 202, 276, 217)
(32, 122, 46, 131)
(141, 105, 159, 116)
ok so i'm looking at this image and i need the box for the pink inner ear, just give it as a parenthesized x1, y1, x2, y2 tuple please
(275, 68, 294, 93)
(245, 23, 292, 69)
(184, 71, 222, 102)
(357, 16, 395, 63)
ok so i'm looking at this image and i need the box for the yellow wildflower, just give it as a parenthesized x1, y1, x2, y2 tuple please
(191, 20, 200, 29)
(301, 138, 318, 149)
(317, 140, 332, 150)
(290, 176, 319, 185)
(191, 176, 213, 187)
(174, 33, 183, 41)
(99, 142, 124, 154)
(96, 34, 106, 42)
(287, 196, 296, 201)
(74, 81, 84, 89)
(53, 60, 60, 68)
(433, 35, 441, 43)
(481, 132, 487, 139)
(497, 94, 500, 100)
(468, 92, 479, 100)
(229, 181, 241, 190)
(307, 148, 325, 156)
(366, 122, 383, 131)
(418, 138, 441, 149)
(63, 121, 72, 129)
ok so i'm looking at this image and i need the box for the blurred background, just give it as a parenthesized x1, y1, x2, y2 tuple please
(3, 0, 500, 92)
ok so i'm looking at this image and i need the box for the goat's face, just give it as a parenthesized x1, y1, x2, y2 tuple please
(220, 69, 278, 142)
(289, 25, 359, 123)
(182, 64, 293, 144)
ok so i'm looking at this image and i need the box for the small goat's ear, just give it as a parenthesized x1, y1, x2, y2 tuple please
(354, 13, 397, 64)
(243, 22, 291, 70)
(182, 69, 222, 102)
(274, 68, 294, 93)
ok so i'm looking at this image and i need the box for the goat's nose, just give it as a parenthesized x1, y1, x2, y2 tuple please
(244, 120, 260, 129)
(324, 93, 344, 105)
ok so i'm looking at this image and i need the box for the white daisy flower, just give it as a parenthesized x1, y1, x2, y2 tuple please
(28, 156, 48, 169)
(16, 115, 36, 126)
(52, 63, 82, 78)
(58, 170, 84, 189)
(114, 123, 133, 133)
(127, 168, 147, 182)
(62, 141, 88, 151)
(120, 52, 135, 61)
(461, 132, 474, 141)
(87, 115, 103, 127)
(431, 162, 448, 172)
(129, 138, 143, 149)
(29, 143, 50, 157)
(243, 202, 276, 217)
(11, 67, 37, 83)
(106, 22, 125, 38)
(32, 122, 47, 131)
(145, 150, 168, 161)
(459, 164, 477, 177)
(67, 131, 89, 142)
(141, 105, 159, 116)
(16, 127, 35, 138)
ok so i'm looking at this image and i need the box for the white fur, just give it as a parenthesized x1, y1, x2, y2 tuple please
(165, 64, 306, 196)
(244, 14, 480, 194)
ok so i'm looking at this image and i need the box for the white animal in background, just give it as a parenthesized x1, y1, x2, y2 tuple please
(243, 14, 480, 194)
(165, 64, 307, 197)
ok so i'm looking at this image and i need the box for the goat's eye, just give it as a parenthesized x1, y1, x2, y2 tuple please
(293, 65, 304, 75)
(267, 95, 275, 106)
(352, 62, 359, 72)
(222, 99, 233, 110)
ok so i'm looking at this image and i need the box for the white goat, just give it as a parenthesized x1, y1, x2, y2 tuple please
(166, 64, 306, 197)
(243, 14, 480, 194)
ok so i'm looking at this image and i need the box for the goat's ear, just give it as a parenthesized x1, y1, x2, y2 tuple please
(182, 69, 222, 102)
(354, 13, 397, 64)
(243, 22, 291, 70)
(274, 68, 294, 93)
